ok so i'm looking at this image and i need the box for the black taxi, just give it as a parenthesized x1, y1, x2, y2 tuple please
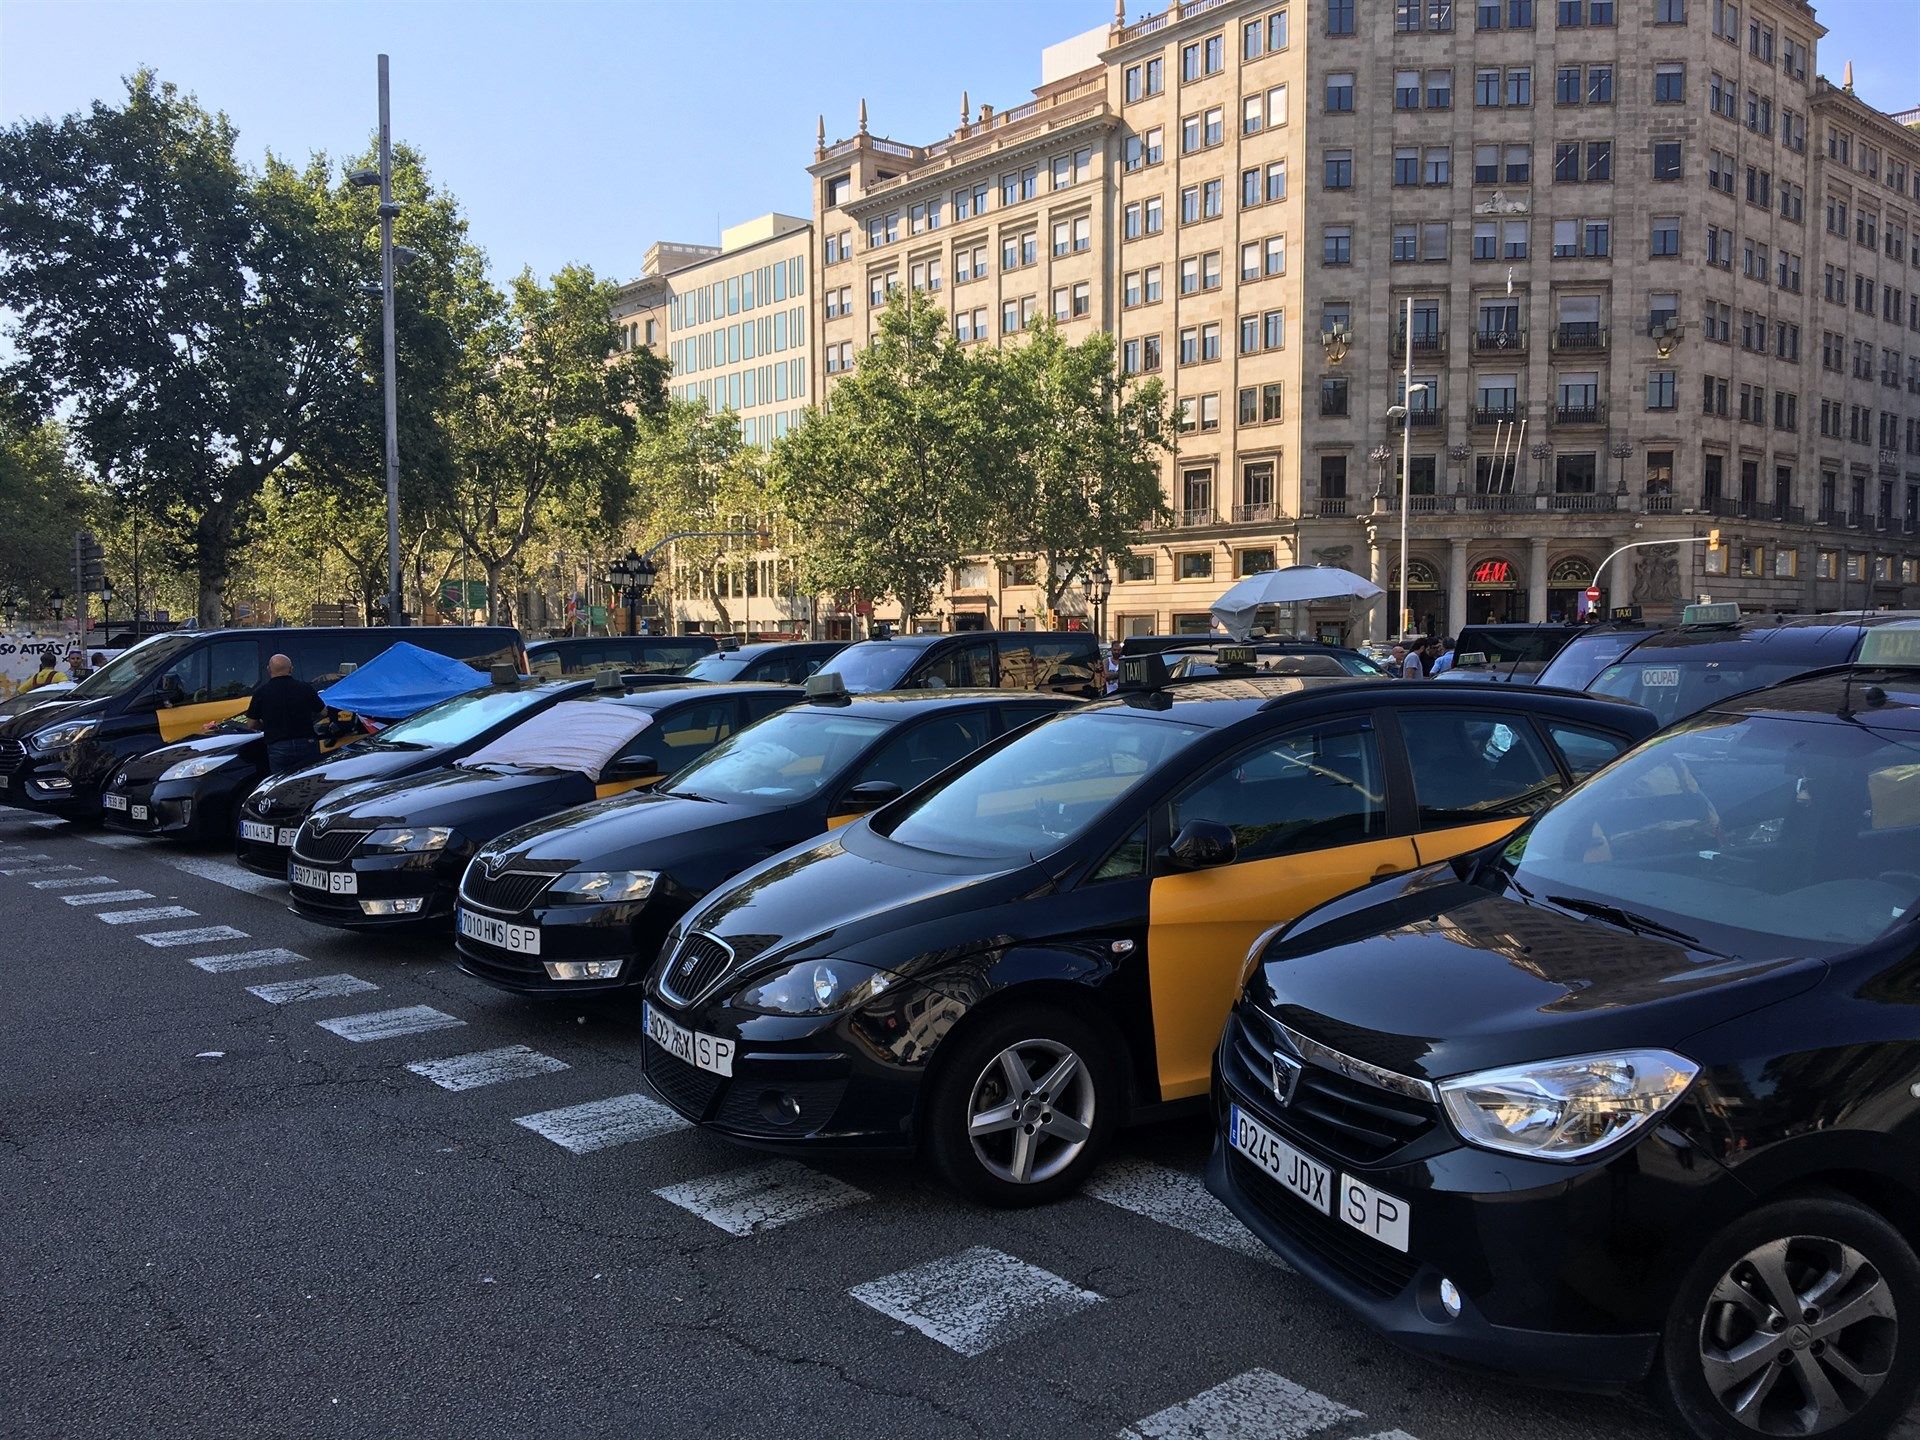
(637, 659, 1658, 1205)
(452, 683, 1073, 994)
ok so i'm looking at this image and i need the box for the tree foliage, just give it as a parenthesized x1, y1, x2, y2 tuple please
(771, 289, 1002, 620)
(629, 399, 770, 621)
(0, 413, 96, 606)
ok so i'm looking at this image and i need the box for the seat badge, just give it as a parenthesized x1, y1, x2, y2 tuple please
(1271, 1050, 1304, 1108)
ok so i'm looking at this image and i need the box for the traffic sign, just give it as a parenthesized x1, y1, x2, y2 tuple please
(1584, 586, 1602, 604)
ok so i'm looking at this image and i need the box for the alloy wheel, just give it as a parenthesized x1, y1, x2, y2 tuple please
(964, 1037, 1096, 1186)
(1697, 1234, 1898, 1435)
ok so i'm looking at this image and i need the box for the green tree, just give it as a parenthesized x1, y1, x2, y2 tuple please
(0, 412, 96, 607)
(446, 265, 666, 624)
(770, 289, 1000, 621)
(628, 399, 770, 625)
(0, 73, 376, 624)
(986, 319, 1175, 614)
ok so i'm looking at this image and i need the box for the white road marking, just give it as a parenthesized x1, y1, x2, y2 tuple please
(188, 947, 309, 973)
(849, 1247, 1103, 1358)
(163, 854, 283, 896)
(2, 862, 80, 877)
(60, 889, 156, 907)
(137, 925, 250, 948)
(28, 874, 120, 889)
(653, 1161, 868, 1237)
(99, 905, 199, 925)
(0, 854, 56, 873)
(405, 1045, 570, 1092)
(246, 973, 379, 1005)
(83, 833, 150, 849)
(316, 1005, 465, 1043)
(1351, 1432, 1421, 1440)
(1120, 1369, 1363, 1440)
(28, 817, 67, 829)
(1085, 1159, 1286, 1266)
(513, 1092, 686, 1153)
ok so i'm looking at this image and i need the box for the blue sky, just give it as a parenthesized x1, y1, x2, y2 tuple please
(3, 0, 1914, 290)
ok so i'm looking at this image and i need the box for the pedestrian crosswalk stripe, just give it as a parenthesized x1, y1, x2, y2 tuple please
(29, 874, 119, 889)
(27, 817, 66, 829)
(405, 1045, 570, 1092)
(188, 947, 309, 973)
(138, 925, 250, 948)
(849, 1247, 1103, 1358)
(513, 1092, 686, 1153)
(654, 1161, 868, 1237)
(1119, 1369, 1362, 1440)
(1085, 1159, 1286, 1266)
(246, 973, 378, 1005)
(164, 854, 283, 896)
(0, 855, 58, 873)
(60, 889, 156, 907)
(316, 1005, 466, 1043)
(99, 904, 199, 925)
(82, 833, 149, 849)
(1351, 1431, 1421, 1440)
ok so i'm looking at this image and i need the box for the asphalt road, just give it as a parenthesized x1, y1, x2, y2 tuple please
(3, 809, 1914, 1440)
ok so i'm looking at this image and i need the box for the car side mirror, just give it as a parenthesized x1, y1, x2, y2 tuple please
(838, 779, 903, 815)
(1167, 819, 1237, 871)
(605, 754, 661, 782)
(129, 688, 168, 713)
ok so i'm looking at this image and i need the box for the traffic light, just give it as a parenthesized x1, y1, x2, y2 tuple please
(1707, 527, 1723, 549)
(76, 531, 105, 589)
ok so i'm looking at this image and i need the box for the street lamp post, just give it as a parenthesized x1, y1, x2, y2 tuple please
(101, 579, 114, 638)
(1082, 563, 1112, 641)
(606, 549, 659, 636)
(348, 56, 404, 626)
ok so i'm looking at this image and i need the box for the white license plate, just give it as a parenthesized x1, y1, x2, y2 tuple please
(457, 906, 540, 955)
(1230, 1105, 1412, 1254)
(240, 819, 296, 846)
(291, 863, 356, 894)
(0, 775, 8, 789)
(278, 826, 299, 847)
(131, 804, 148, 821)
(103, 793, 128, 812)
(644, 1002, 734, 1077)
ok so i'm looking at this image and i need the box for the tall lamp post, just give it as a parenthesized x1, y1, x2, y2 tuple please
(347, 55, 405, 626)
(606, 549, 659, 636)
(1082, 563, 1112, 641)
(100, 579, 114, 639)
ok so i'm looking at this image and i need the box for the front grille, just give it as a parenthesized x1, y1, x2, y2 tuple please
(656, 932, 734, 1007)
(292, 826, 367, 863)
(642, 1043, 724, 1119)
(1229, 1151, 1420, 1300)
(460, 867, 557, 914)
(1227, 1007, 1438, 1165)
(0, 739, 26, 775)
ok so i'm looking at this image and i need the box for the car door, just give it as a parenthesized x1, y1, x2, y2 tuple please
(1145, 716, 1419, 1101)
(1393, 707, 1572, 866)
(626, 698, 738, 793)
(153, 638, 263, 743)
(915, 641, 993, 689)
(825, 709, 993, 827)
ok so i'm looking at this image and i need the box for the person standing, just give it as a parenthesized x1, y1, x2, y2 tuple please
(1400, 638, 1426, 680)
(21, 653, 67, 691)
(241, 653, 325, 774)
(1429, 636, 1457, 676)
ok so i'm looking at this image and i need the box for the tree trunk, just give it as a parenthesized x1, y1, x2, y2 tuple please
(195, 514, 231, 628)
(483, 560, 503, 626)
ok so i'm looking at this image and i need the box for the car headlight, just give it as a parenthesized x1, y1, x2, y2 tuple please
(29, 720, 96, 751)
(732, 959, 896, 1016)
(360, 825, 454, 854)
(544, 870, 658, 904)
(159, 755, 233, 783)
(1438, 1049, 1699, 1162)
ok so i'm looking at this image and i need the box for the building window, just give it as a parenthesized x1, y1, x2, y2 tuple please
(1326, 72, 1355, 111)
(1647, 370, 1677, 409)
(1652, 141, 1682, 180)
(1650, 215, 1680, 255)
(1178, 552, 1215, 580)
(1324, 150, 1352, 188)
(1326, 0, 1355, 32)
(1654, 63, 1685, 102)
(1323, 226, 1352, 265)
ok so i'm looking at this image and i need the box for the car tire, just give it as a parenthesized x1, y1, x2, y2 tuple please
(1653, 1190, 1920, 1440)
(924, 1004, 1119, 1208)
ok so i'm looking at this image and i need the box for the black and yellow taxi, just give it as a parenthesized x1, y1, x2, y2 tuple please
(638, 657, 1658, 1204)
(286, 683, 797, 930)
(452, 681, 1073, 994)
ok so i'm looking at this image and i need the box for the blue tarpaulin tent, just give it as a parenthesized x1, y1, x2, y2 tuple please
(318, 642, 491, 721)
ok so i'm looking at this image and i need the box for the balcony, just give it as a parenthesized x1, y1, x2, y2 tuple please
(1471, 329, 1527, 355)
(1374, 493, 1457, 513)
(1391, 331, 1447, 357)
(1462, 492, 1537, 513)
(1232, 502, 1280, 524)
(1546, 491, 1621, 513)
(1470, 405, 1519, 428)
(1552, 401, 1607, 426)
(1312, 496, 1352, 518)
(1175, 507, 1217, 528)
(1405, 406, 1443, 430)
(1550, 323, 1609, 353)
(1644, 491, 1679, 513)
(1705, 497, 1809, 524)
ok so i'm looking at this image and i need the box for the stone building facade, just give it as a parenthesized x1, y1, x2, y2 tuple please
(806, 0, 1920, 642)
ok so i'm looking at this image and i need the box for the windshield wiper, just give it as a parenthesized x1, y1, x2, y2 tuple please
(1545, 895, 1725, 954)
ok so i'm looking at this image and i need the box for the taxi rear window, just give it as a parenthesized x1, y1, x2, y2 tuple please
(1588, 658, 1815, 727)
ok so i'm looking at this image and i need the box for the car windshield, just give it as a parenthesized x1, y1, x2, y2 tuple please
(815, 643, 917, 693)
(881, 709, 1210, 861)
(1503, 710, 1920, 957)
(370, 686, 547, 749)
(683, 653, 753, 682)
(63, 632, 201, 701)
(663, 709, 891, 803)
(1537, 630, 1647, 689)
(1586, 654, 1818, 726)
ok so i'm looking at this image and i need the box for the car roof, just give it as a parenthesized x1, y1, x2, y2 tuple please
(718, 641, 842, 658)
(607, 681, 796, 710)
(529, 634, 716, 650)
(1711, 666, 1920, 731)
(1087, 674, 1655, 732)
(799, 689, 1077, 719)
(853, 631, 1087, 651)
(1582, 612, 1912, 663)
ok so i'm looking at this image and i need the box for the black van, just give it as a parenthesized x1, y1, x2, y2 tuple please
(0, 625, 523, 820)
(527, 635, 718, 678)
(814, 630, 1104, 699)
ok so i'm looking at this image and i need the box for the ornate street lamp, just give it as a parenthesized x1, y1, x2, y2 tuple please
(1082, 564, 1113, 639)
(607, 548, 659, 636)
(101, 578, 115, 636)
(1319, 323, 1351, 367)
(47, 588, 65, 623)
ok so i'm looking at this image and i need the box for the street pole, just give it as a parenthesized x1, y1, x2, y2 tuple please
(377, 55, 403, 625)
(1593, 536, 1712, 597)
(1398, 294, 1413, 641)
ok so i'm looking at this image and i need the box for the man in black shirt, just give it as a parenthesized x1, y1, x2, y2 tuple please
(245, 654, 326, 773)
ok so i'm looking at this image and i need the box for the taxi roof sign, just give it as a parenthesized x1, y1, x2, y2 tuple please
(1682, 602, 1742, 626)
(1215, 645, 1257, 667)
(804, 672, 851, 704)
(1856, 622, 1920, 669)
(1454, 652, 1490, 667)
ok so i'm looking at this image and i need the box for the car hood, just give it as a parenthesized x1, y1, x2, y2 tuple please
(314, 764, 592, 832)
(246, 743, 439, 819)
(1258, 878, 1828, 1081)
(0, 695, 98, 739)
(483, 789, 769, 871)
(116, 732, 263, 784)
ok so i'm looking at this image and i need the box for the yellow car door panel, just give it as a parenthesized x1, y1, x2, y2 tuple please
(155, 697, 249, 744)
(1412, 817, 1525, 867)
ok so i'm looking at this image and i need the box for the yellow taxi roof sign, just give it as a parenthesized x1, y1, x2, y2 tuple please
(1857, 622, 1920, 669)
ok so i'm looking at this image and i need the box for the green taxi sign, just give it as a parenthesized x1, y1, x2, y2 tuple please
(1216, 645, 1257, 666)
(1455, 652, 1490, 667)
(1682, 602, 1742, 626)
(1857, 623, 1920, 669)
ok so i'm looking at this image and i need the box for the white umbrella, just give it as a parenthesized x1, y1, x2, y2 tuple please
(1209, 565, 1384, 640)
